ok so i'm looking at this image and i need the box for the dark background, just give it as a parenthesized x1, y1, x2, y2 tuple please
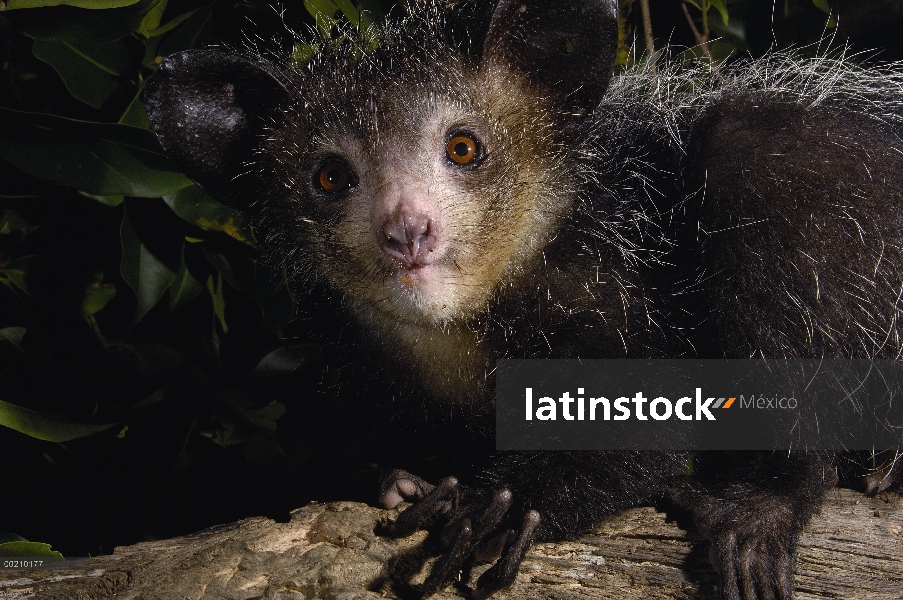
(1, 0, 902, 559)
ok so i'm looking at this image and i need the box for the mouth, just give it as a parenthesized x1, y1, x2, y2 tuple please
(382, 262, 459, 322)
(394, 263, 445, 295)
(398, 264, 428, 286)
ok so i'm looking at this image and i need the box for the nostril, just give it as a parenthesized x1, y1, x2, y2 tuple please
(379, 214, 436, 266)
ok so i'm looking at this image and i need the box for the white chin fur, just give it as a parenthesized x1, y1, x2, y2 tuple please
(388, 264, 468, 323)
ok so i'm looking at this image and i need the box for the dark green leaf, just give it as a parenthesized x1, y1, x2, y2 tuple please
(157, 3, 223, 56)
(143, 6, 195, 38)
(201, 248, 241, 291)
(0, 140, 191, 196)
(303, 0, 335, 20)
(119, 86, 151, 128)
(683, 0, 702, 12)
(5, 0, 139, 8)
(31, 38, 131, 108)
(0, 209, 31, 233)
(0, 398, 117, 442)
(0, 327, 26, 352)
(357, 0, 385, 25)
(304, 0, 342, 37)
(206, 273, 227, 332)
(163, 185, 251, 243)
(81, 275, 116, 317)
(79, 192, 124, 206)
(169, 247, 203, 311)
(291, 41, 318, 66)
(242, 432, 286, 466)
(17, 0, 163, 43)
(812, 0, 831, 14)
(304, 0, 378, 37)
(0, 109, 192, 197)
(121, 208, 179, 322)
(0, 255, 36, 294)
(0, 533, 28, 545)
(709, 0, 730, 26)
(132, 389, 165, 408)
(253, 345, 320, 378)
(233, 401, 286, 432)
(138, 0, 166, 37)
(0, 143, 176, 196)
(333, 0, 364, 26)
(140, 32, 161, 64)
(0, 541, 63, 559)
(204, 408, 239, 446)
(0, 107, 165, 150)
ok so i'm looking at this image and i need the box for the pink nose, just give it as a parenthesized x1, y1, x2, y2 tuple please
(379, 213, 435, 267)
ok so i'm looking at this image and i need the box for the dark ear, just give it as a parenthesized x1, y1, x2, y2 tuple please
(482, 0, 618, 114)
(144, 50, 290, 204)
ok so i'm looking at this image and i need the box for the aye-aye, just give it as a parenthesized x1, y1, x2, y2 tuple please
(145, 1, 903, 598)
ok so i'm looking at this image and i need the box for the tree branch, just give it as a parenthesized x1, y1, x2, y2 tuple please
(638, 0, 657, 75)
(681, 1, 715, 65)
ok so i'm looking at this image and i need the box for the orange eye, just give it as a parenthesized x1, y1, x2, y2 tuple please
(446, 134, 478, 165)
(317, 161, 352, 193)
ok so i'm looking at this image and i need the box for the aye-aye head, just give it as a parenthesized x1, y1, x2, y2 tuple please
(145, 0, 618, 329)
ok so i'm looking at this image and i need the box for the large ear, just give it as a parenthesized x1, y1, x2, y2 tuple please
(481, 0, 618, 114)
(144, 50, 291, 204)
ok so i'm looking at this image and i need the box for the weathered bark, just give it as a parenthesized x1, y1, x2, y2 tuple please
(2, 488, 900, 600)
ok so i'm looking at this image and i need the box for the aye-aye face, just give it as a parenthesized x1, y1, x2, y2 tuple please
(259, 45, 575, 328)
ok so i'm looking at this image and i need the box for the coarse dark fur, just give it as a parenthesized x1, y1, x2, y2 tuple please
(144, 1, 903, 598)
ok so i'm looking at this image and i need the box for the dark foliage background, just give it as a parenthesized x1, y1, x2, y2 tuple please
(0, 0, 901, 559)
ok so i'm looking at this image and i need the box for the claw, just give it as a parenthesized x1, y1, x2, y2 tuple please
(472, 509, 540, 600)
(427, 488, 515, 596)
(473, 530, 511, 563)
(863, 457, 901, 495)
(472, 489, 512, 538)
(443, 488, 511, 546)
(422, 517, 472, 596)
